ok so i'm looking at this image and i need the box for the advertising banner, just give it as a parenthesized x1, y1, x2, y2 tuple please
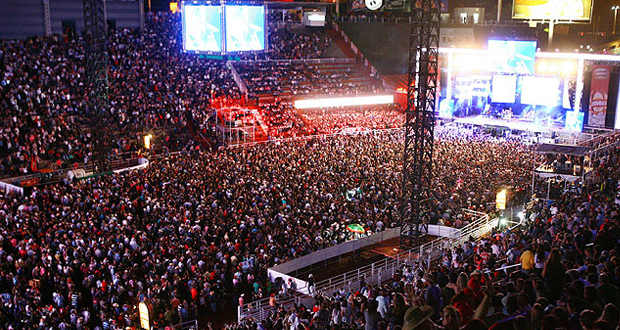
(439, 28, 475, 48)
(351, 0, 366, 11)
(588, 65, 610, 127)
(412, 0, 448, 12)
(512, 0, 592, 21)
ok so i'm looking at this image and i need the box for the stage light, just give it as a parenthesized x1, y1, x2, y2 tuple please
(308, 13, 326, 22)
(562, 61, 576, 75)
(537, 61, 548, 73)
(294, 95, 394, 109)
(499, 218, 507, 226)
(496, 189, 507, 210)
(144, 134, 153, 149)
(453, 54, 484, 71)
(549, 62, 558, 74)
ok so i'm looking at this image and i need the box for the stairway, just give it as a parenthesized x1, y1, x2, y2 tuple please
(326, 27, 359, 59)
(325, 43, 347, 58)
(251, 109, 271, 137)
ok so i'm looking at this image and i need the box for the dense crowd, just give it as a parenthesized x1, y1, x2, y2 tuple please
(0, 9, 382, 178)
(210, 103, 404, 142)
(0, 11, 340, 178)
(0, 36, 93, 176)
(0, 129, 539, 329)
(0, 12, 243, 178)
(259, 26, 331, 60)
(259, 101, 309, 139)
(227, 141, 620, 330)
(300, 105, 405, 135)
(235, 61, 380, 98)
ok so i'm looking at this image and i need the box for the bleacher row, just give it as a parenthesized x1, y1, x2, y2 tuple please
(234, 59, 383, 98)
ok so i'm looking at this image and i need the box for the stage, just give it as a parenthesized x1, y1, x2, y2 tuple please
(443, 115, 606, 145)
(452, 116, 565, 133)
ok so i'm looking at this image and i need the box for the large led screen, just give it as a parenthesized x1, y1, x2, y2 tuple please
(488, 40, 537, 75)
(182, 4, 222, 53)
(512, 0, 592, 22)
(521, 76, 561, 107)
(565, 111, 585, 132)
(491, 75, 517, 103)
(225, 5, 265, 52)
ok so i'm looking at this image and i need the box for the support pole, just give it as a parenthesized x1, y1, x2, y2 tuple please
(83, 0, 112, 172)
(42, 0, 51, 36)
(497, 0, 502, 22)
(548, 19, 554, 51)
(401, 0, 440, 248)
(575, 59, 584, 112)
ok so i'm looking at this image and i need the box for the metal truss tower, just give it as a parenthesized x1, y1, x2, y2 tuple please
(83, 0, 112, 172)
(400, 0, 440, 248)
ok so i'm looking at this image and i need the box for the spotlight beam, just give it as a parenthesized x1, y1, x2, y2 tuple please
(294, 95, 394, 109)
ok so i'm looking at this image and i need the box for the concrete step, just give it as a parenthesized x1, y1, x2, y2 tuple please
(325, 43, 348, 58)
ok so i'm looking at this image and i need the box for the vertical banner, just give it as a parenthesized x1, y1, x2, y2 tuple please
(588, 65, 610, 127)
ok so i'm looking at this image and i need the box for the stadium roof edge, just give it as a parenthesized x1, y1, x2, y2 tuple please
(439, 47, 620, 62)
(265, 1, 333, 8)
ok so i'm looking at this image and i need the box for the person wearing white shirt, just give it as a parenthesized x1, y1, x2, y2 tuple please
(287, 310, 299, 330)
(376, 290, 389, 319)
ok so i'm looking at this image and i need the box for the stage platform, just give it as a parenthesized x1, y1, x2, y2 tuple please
(443, 116, 609, 145)
(451, 116, 567, 133)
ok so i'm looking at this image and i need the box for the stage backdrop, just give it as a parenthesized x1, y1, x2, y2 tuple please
(588, 65, 611, 127)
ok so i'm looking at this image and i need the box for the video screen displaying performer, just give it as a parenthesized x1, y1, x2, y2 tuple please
(225, 5, 265, 52)
(488, 40, 537, 75)
(183, 5, 222, 52)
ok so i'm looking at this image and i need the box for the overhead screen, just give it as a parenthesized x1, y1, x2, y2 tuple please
(225, 5, 265, 52)
(520, 76, 561, 107)
(183, 5, 222, 53)
(488, 40, 537, 75)
(181, 3, 265, 54)
(491, 75, 517, 103)
(565, 111, 585, 132)
(512, 0, 592, 21)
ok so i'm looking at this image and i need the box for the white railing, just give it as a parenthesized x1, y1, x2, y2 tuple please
(228, 127, 404, 149)
(238, 209, 494, 322)
(269, 228, 401, 275)
(0, 181, 24, 196)
(234, 58, 356, 65)
(336, 16, 529, 27)
(587, 131, 620, 160)
(228, 60, 248, 95)
(172, 320, 199, 330)
(578, 130, 617, 147)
